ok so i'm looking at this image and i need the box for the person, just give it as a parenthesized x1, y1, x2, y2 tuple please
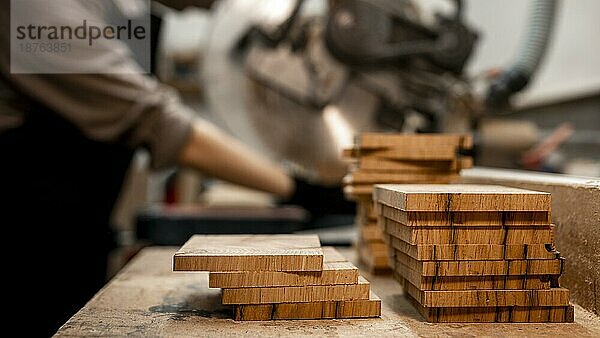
(0, 0, 313, 335)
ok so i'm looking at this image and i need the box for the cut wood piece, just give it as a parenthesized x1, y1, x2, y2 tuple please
(419, 305, 575, 323)
(344, 172, 460, 185)
(406, 294, 574, 323)
(360, 225, 385, 242)
(358, 221, 379, 229)
(209, 247, 359, 288)
(221, 276, 371, 304)
(210, 261, 358, 288)
(173, 234, 323, 272)
(319, 246, 347, 262)
(358, 242, 391, 274)
(343, 145, 459, 161)
(232, 293, 381, 320)
(362, 201, 377, 220)
(402, 279, 570, 307)
(343, 185, 373, 200)
(341, 148, 355, 158)
(394, 264, 552, 291)
(388, 236, 559, 261)
(356, 133, 472, 150)
(394, 250, 564, 277)
(460, 167, 599, 315)
(374, 184, 551, 212)
(377, 204, 551, 226)
(358, 157, 471, 173)
(384, 218, 554, 245)
(356, 202, 377, 224)
(361, 240, 388, 254)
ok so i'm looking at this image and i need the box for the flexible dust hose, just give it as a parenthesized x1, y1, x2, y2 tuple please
(486, 0, 559, 108)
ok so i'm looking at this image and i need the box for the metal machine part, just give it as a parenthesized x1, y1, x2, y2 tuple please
(325, 0, 476, 74)
(204, 0, 478, 184)
(486, 0, 559, 108)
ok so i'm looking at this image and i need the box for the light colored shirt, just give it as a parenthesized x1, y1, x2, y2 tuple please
(0, 0, 194, 169)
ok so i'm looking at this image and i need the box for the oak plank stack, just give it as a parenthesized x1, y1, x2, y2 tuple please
(373, 184, 573, 323)
(343, 133, 473, 274)
(173, 234, 381, 321)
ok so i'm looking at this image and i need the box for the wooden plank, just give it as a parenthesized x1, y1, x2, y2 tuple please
(388, 236, 559, 261)
(394, 264, 552, 291)
(344, 185, 373, 200)
(394, 250, 564, 277)
(360, 240, 388, 254)
(402, 280, 570, 307)
(358, 242, 391, 273)
(344, 172, 460, 185)
(341, 148, 354, 158)
(383, 218, 554, 245)
(355, 220, 378, 229)
(377, 203, 550, 227)
(405, 293, 574, 322)
(213, 261, 358, 287)
(358, 157, 472, 172)
(209, 247, 359, 288)
(360, 225, 385, 242)
(342, 145, 460, 161)
(356, 201, 375, 223)
(356, 133, 472, 150)
(173, 235, 323, 272)
(373, 184, 551, 212)
(361, 201, 377, 220)
(232, 294, 381, 320)
(221, 276, 371, 304)
(461, 167, 600, 316)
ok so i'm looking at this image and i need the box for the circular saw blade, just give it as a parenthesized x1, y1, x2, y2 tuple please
(203, 0, 380, 184)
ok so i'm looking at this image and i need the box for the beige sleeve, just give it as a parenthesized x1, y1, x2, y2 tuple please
(0, 1, 194, 169)
(8, 72, 195, 169)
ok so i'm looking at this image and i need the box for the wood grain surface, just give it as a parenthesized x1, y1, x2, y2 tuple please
(374, 184, 551, 211)
(55, 248, 600, 336)
(460, 167, 600, 315)
(383, 218, 554, 245)
(356, 133, 472, 150)
(407, 291, 574, 323)
(343, 145, 459, 161)
(394, 250, 564, 277)
(357, 157, 471, 172)
(360, 225, 385, 242)
(387, 235, 559, 261)
(376, 203, 551, 226)
(395, 266, 552, 291)
(173, 235, 323, 272)
(221, 276, 371, 304)
(402, 282, 570, 307)
(233, 294, 381, 320)
(208, 247, 358, 288)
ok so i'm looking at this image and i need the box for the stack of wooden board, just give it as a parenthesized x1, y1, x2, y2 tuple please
(373, 184, 574, 323)
(342, 133, 473, 274)
(173, 234, 381, 321)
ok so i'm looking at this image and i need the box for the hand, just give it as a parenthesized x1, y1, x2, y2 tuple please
(281, 177, 356, 220)
(179, 120, 294, 198)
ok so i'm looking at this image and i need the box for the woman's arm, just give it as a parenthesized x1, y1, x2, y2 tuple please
(179, 120, 294, 199)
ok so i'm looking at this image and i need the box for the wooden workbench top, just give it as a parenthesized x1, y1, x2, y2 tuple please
(56, 247, 600, 337)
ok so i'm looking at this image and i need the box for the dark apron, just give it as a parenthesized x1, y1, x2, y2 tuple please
(0, 104, 134, 335)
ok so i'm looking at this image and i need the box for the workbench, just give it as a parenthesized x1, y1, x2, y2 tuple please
(56, 247, 600, 336)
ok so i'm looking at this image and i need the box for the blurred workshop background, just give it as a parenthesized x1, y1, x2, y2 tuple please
(90, 0, 599, 274)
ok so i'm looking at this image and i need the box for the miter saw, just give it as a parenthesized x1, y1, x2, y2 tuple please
(203, 0, 479, 185)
